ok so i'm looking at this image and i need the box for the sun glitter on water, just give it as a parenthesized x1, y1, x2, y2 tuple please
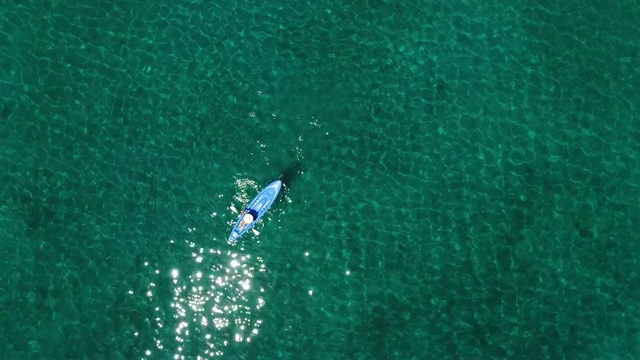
(139, 239, 267, 359)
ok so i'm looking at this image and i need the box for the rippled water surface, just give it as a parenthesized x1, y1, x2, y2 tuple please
(1, 0, 639, 359)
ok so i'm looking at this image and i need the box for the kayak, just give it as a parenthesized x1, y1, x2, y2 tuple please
(228, 180, 283, 244)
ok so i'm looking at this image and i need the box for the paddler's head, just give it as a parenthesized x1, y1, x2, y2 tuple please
(243, 213, 254, 224)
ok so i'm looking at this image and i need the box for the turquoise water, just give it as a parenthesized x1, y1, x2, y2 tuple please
(1, 0, 640, 358)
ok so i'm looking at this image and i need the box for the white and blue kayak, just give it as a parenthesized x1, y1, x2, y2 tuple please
(228, 180, 282, 244)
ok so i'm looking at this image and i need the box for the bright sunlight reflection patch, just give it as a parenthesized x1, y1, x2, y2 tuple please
(141, 240, 267, 359)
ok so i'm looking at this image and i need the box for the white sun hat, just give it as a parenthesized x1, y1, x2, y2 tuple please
(243, 213, 254, 223)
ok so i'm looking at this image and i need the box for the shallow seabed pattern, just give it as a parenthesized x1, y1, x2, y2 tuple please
(0, 0, 639, 359)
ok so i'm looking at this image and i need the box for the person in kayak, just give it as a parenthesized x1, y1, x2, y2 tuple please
(238, 208, 259, 231)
